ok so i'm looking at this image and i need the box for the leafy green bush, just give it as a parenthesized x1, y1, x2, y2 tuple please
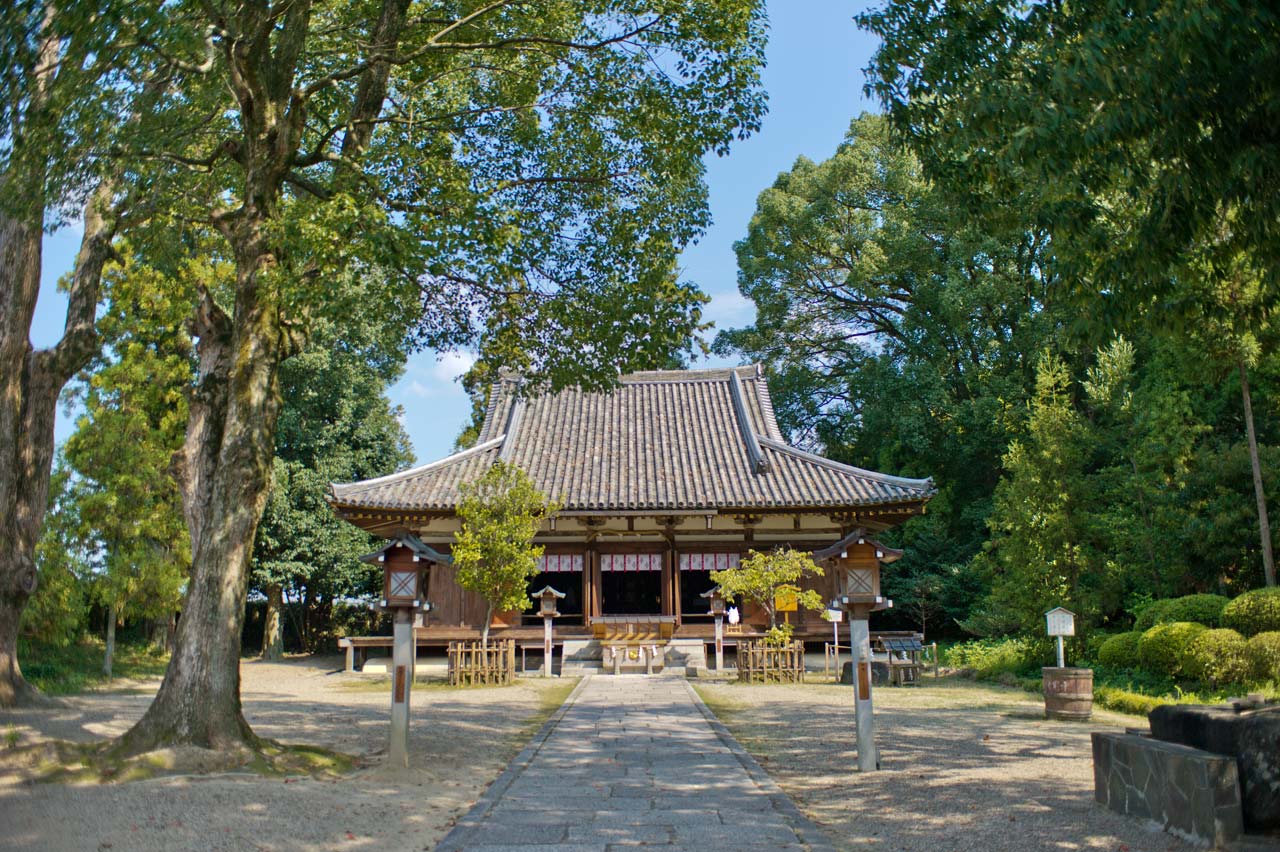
(1093, 684, 1168, 716)
(1245, 632, 1280, 684)
(1084, 632, 1113, 663)
(1097, 631, 1143, 669)
(943, 636, 1048, 677)
(1135, 594, 1229, 630)
(1182, 628, 1249, 685)
(1223, 588, 1280, 636)
(1134, 599, 1176, 631)
(1137, 622, 1207, 676)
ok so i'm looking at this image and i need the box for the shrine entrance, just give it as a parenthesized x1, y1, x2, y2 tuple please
(601, 570, 661, 614)
(599, 552, 662, 615)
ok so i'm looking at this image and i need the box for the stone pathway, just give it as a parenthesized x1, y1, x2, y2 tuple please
(436, 675, 834, 852)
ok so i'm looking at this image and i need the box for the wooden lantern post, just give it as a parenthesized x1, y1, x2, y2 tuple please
(381, 556, 429, 769)
(533, 586, 565, 677)
(701, 586, 727, 671)
(816, 532, 897, 773)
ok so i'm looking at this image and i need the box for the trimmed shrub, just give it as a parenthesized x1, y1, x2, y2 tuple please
(1135, 594, 1230, 630)
(1098, 631, 1143, 669)
(1165, 594, 1230, 627)
(1134, 599, 1176, 631)
(1223, 588, 1280, 636)
(1137, 622, 1207, 676)
(1245, 631, 1280, 684)
(1182, 628, 1249, 685)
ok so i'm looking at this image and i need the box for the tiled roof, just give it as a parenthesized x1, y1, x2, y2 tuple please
(330, 365, 934, 513)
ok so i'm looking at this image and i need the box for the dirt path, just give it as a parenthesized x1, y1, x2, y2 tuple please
(695, 678, 1194, 852)
(0, 657, 574, 852)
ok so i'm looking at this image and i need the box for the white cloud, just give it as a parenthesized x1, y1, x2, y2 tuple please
(432, 350, 477, 383)
(703, 289, 755, 332)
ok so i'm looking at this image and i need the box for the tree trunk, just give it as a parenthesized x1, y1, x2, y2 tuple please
(261, 585, 283, 660)
(482, 602, 494, 646)
(103, 604, 116, 679)
(0, 185, 117, 708)
(119, 269, 286, 754)
(1240, 361, 1276, 587)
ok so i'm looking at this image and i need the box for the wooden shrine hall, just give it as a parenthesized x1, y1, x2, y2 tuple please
(329, 365, 935, 657)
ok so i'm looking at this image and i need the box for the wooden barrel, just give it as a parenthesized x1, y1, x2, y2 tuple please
(1043, 667, 1093, 720)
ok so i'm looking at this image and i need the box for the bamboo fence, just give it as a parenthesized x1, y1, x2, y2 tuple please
(737, 640, 806, 683)
(447, 639, 517, 686)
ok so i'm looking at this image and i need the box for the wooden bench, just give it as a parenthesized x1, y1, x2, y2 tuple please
(338, 636, 395, 672)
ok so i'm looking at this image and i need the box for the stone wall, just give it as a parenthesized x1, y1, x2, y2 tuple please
(1092, 731, 1244, 848)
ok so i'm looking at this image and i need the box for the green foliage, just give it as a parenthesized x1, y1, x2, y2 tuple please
(252, 275, 416, 647)
(1183, 629, 1250, 686)
(1134, 599, 1176, 632)
(120, 0, 769, 395)
(1222, 588, 1280, 636)
(1244, 632, 1280, 685)
(1091, 686, 1169, 718)
(710, 547, 824, 629)
(59, 250, 194, 629)
(1137, 622, 1208, 677)
(860, 0, 1280, 313)
(1097, 632, 1144, 670)
(17, 639, 169, 696)
(941, 637, 1047, 678)
(860, 0, 1280, 594)
(1136, 595, 1230, 630)
(453, 462, 560, 643)
(715, 114, 1062, 635)
(24, 461, 91, 645)
(763, 624, 795, 648)
(976, 353, 1098, 631)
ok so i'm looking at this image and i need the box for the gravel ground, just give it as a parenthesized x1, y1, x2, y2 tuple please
(695, 678, 1195, 852)
(0, 656, 573, 852)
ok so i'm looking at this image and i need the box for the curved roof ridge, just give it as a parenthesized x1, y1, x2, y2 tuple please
(757, 436, 935, 491)
(330, 436, 505, 497)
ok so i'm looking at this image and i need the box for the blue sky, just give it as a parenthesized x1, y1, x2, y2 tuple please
(32, 1, 878, 465)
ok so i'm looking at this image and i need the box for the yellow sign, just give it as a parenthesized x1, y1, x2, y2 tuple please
(774, 587, 798, 612)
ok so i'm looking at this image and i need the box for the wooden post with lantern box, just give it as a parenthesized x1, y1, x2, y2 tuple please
(360, 535, 448, 769)
(533, 585, 565, 677)
(812, 530, 901, 772)
(701, 586, 727, 671)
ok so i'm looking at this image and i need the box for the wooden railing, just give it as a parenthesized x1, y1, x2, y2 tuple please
(447, 639, 516, 686)
(737, 640, 805, 683)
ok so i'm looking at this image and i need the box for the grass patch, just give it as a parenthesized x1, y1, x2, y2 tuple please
(1, 736, 359, 786)
(18, 638, 169, 696)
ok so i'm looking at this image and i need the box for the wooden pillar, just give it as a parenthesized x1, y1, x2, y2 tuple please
(580, 559, 592, 628)
(588, 546, 602, 619)
(672, 549, 683, 626)
(660, 549, 673, 617)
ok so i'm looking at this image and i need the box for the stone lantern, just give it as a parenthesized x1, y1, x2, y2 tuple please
(701, 586, 727, 671)
(532, 585, 565, 677)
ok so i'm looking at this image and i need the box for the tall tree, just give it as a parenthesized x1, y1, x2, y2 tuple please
(860, 0, 1279, 586)
(716, 114, 1065, 632)
(113, 1, 766, 753)
(60, 251, 195, 676)
(253, 279, 414, 659)
(452, 461, 558, 645)
(0, 1, 154, 705)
